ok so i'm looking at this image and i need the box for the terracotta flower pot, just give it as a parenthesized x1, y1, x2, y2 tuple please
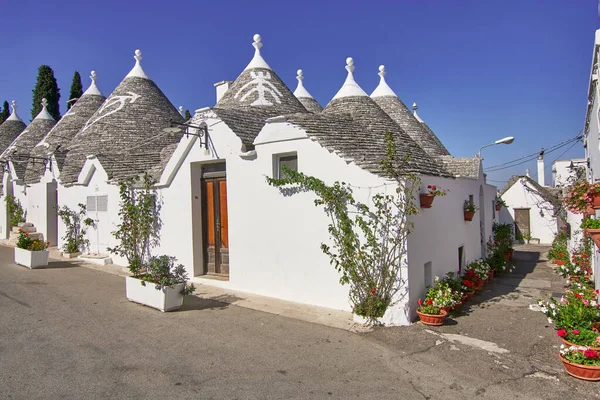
(503, 250, 513, 262)
(416, 309, 448, 326)
(585, 228, 600, 249)
(561, 338, 600, 352)
(420, 194, 435, 208)
(592, 192, 600, 210)
(495, 204, 501, 211)
(463, 291, 474, 301)
(488, 270, 494, 281)
(559, 354, 600, 381)
(475, 278, 485, 290)
(464, 211, 475, 221)
(586, 205, 596, 215)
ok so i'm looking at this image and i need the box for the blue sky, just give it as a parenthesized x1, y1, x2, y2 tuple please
(0, 0, 597, 187)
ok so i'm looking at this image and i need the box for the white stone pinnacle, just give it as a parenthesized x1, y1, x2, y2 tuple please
(179, 106, 184, 116)
(34, 98, 55, 121)
(412, 102, 424, 123)
(6, 100, 22, 122)
(126, 49, 150, 79)
(244, 33, 271, 71)
(83, 70, 104, 96)
(293, 69, 315, 99)
(331, 57, 368, 100)
(370, 64, 398, 98)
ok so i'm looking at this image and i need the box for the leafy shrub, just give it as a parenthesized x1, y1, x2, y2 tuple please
(6, 195, 25, 228)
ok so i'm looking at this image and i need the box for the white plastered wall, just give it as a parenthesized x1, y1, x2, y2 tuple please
(499, 179, 557, 244)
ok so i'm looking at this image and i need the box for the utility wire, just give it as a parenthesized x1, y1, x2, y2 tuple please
(485, 135, 582, 172)
(484, 133, 583, 171)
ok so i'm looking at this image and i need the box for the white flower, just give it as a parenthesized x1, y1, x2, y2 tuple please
(549, 303, 556, 309)
(548, 318, 554, 324)
(541, 307, 548, 314)
(592, 301, 597, 307)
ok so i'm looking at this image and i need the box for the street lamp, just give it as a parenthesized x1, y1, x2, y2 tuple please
(476, 136, 514, 158)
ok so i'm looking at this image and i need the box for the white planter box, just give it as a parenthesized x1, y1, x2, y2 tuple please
(14, 248, 49, 269)
(62, 251, 81, 259)
(125, 276, 185, 312)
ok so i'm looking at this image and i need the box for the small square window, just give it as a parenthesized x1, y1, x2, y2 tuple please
(274, 153, 298, 179)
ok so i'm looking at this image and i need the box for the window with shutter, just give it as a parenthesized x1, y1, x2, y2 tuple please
(96, 195, 108, 212)
(274, 153, 298, 179)
(87, 196, 97, 212)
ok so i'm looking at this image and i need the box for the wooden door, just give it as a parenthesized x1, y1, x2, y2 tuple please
(514, 208, 530, 241)
(202, 177, 229, 276)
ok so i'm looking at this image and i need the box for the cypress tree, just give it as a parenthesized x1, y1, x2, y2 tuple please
(31, 65, 61, 121)
(67, 71, 83, 110)
(0, 101, 9, 123)
(184, 109, 192, 120)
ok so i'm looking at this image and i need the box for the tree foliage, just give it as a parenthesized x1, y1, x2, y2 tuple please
(0, 101, 9, 123)
(57, 203, 95, 253)
(67, 71, 83, 110)
(267, 131, 420, 322)
(31, 65, 61, 121)
(5, 195, 26, 228)
(108, 173, 162, 275)
(184, 109, 192, 120)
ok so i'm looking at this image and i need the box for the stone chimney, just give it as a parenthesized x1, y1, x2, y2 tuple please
(525, 168, 530, 177)
(214, 81, 233, 104)
(537, 148, 545, 186)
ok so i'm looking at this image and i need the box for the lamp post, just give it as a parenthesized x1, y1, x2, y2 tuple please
(476, 136, 515, 158)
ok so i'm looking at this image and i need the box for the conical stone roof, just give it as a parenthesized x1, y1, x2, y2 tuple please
(371, 67, 450, 157)
(211, 35, 308, 145)
(0, 101, 26, 155)
(293, 69, 322, 113)
(321, 59, 449, 177)
(60, 50, 184, 185)
(1, 99, 56, 179)
(25, 72, 106, 184)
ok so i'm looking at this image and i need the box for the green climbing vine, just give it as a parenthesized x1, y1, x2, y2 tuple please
(5, 195, 25, 229)
(267, 131, 420, 322)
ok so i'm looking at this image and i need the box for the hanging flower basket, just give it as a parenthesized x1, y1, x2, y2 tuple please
(584, 228, 600, 248)
(420, 194, 435, 208)
(416, 309, 448, 326)
(559, 354, 600, 381)
(464, 211, 475, 221)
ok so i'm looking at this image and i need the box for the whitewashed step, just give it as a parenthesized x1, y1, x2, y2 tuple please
(12, 226, 37, 233)
(17, 222, 33, 228)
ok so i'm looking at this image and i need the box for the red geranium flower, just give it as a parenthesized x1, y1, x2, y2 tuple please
(431, 185, 437, 190)
(573, 329, 580, 335)
(417, 299, 423, 306)
(462, 279, 473, 288)
(557, 329, 568, 338)
(371, 289, 376, 294)
(584, 349, 599, 359)
(558, 253, 563, 257)
(426, 299, 433, 305)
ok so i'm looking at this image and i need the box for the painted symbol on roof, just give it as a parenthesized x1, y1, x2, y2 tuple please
(234, 71, 282, 106)
(81, 92, 141, 132)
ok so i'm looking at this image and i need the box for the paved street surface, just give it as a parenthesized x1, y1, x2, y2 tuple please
(1, 244, 599, 400)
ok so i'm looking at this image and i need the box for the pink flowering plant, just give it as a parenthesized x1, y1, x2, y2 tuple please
(426, 185, 448, 197)
(560, 345, 600, 366)
(539, 291, 600, 331)
(564, 180, 600, 214)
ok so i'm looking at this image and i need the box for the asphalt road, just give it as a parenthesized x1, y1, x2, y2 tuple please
(0, 244, 598, 400)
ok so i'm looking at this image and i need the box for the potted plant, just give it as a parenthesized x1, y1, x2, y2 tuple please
(463, 200, 478, 221)
(109, 174, 195, 312)
(581, 218, 600, 249)
(57, 204, 95, 258)
(416, 299, 447, 326)
(559, 346, 600, 381)
(419, 185, 448, 208)
(425, 276, 462, 312)
(125, 255, 196, 312)
(14, 229, 50, 269)
(492, 222, 514, 261)
(495, 197, 506, 211)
